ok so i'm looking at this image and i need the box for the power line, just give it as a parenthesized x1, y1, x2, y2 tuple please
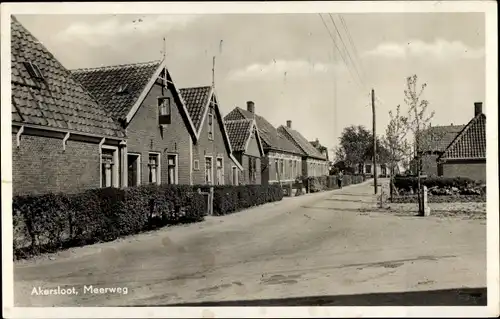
(318, 13, 364, 91)
(338, 14, 367, 83)
(328, 13, 366, 89)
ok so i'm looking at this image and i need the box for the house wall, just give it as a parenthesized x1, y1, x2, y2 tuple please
(192, 99, 233, 185)
(239, 155, 262, 185)
(442, 160, 486, 183)
(421, 154, 439, 177)
(302, 158, 329, 178)
(246, 128, 261, 158)
(265, 151, 302, 184)
(127, 81, 192, 185)
(362, 163, 387, 177)
(12, 133, 102, 195)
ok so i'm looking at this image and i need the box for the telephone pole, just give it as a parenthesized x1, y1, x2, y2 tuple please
(212, 56, 216, 88)
(372, 89, 378, 194)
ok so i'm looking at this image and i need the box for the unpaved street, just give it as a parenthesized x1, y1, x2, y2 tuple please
(14, 180, 486, 306)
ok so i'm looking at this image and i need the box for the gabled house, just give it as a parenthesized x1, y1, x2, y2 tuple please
(278, 121, 329, 177)
(224, 118, 265, 185)
(72, 60, 197, 186)
(416, 122, 466, 177)
(11, 16, 126, 195)
(225, 102, 305, 185)
(310, 138, 329, 161)
(179, 86, 243, 186)
(437, 102, 486, 182)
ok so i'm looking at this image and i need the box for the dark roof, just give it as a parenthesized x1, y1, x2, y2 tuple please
(418, 124, 466, 153)
(440, 113, 486, 160)
(179, 86, 213, 133)
(72, 60, 161, 121)
(310, 139, 329, 160)
(224, 107, 304, 155)
(224, 119, 254, 152)
(10, 16, 125, 138)
(279, 126, 327, 160)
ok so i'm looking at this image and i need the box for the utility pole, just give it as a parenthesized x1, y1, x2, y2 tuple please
(372, 89, 378, 194)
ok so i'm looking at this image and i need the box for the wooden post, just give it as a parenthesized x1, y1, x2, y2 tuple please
(209, 187, 214, 216)
(423, 185, 430, 216)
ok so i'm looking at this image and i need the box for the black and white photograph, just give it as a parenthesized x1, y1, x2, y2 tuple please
(1, 1, 498, 318)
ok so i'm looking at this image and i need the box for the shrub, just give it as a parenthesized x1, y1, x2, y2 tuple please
(13, 184, 207, 260)
(394, 176, 479, 192)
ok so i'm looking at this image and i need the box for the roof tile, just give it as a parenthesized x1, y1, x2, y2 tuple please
(440, 114, 486, 160)
(224, 119, 254, 152)
(11, 16, 124, 138)
(418, 124, 466, 152)
(179, 86, 212, 132)
(279, 126, 327, 160)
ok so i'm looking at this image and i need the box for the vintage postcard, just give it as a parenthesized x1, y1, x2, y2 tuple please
(1, 1, 498, 318)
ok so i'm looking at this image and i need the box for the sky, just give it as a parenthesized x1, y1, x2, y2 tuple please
(15, 13, 485, 159)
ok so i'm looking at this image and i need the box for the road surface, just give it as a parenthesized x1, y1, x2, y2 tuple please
(14, 179, 487, 306)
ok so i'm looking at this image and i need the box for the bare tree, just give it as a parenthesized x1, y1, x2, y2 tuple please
(403, 74, 445, 215)
(384, 104, 412, 201)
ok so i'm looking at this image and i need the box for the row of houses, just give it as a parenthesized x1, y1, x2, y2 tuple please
(10, 16, 329, 196)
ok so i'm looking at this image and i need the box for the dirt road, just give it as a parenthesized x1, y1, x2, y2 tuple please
(14, 179, 486, 306)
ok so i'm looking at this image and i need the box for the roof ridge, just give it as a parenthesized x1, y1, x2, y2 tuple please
(71, 60, 162, 73)
(179, 85, 213, 91)
(440, 113, 485, 159)
(224, 118, 253, 123)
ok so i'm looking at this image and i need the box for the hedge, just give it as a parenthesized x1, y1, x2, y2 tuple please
(197, 184, 284, 216)
(391, 194, 486, 203)
(305, 174, 366, 193)
(394, 176, 480, 192)
(13, 184, 207, 259)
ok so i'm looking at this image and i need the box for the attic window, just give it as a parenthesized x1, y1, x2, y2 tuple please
(117, 84, 129, 94)
(158, 97, 171, 125)
(23, 61, 44, 80)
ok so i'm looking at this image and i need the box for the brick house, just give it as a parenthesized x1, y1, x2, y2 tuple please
(224, 118, 265, 185)
(225, 102, 305, 185)
(416, 123, 466, 177)
(437, 102, 486, 182)
(278, 121, 329, 177)
(73, 60, 197, 186)
(11, 16, 127, 196)
(179, 86, 243, 185)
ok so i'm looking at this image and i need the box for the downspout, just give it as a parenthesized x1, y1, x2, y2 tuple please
(62, 132, 70, 151)
(120, 140, 128, 188)
(16, 125, 24, 148)
(99, 138, 106, 188)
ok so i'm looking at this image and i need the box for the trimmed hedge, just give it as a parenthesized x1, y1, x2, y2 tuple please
(391, 194, 486, 203)
(197, 184, 284, 216)
(394, 176, 479, 192)
(305, 174, 366, 193)
(13, 184, 207, 260)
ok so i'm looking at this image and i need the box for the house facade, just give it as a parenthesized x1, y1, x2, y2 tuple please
(11, 16, 127, 196)
(225, 102, 305, 185)
(278, 121, 329, 177)
(179, 86, 243, 186)
(437, 102, 486, 183)
(73, 60, 197, 187)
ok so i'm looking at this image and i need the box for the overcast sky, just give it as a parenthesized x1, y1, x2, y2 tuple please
(15, 13, 485, 158)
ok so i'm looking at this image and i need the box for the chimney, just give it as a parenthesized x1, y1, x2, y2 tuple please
(286, 120, 292, 128)
(247, 101, 255, 114)
(474, 102, 483, 116)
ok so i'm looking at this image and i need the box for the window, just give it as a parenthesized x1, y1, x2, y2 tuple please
(280, 159, 285, 177)
(148, 153, 161, 184)
(167, 154, 178, 184)
(216, 157, 224, 185)
(23, 61, 44, 80)
(101, 146, 119, 188)
(205, 157, 213, 185)
(208, 109, 214, 140)
(365, 164, 372, 174)
(232, 166, 239, 185)
(249, 157, 257, 184)
(193, 159, 200, 171)
(288, 160, 292, 180)
(127, 154, 141, 186)
(158, 97, 171, 125)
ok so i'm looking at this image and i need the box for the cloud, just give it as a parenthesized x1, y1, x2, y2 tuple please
(228, 59, 335, 81)
(363, 38, 485, 60)
(56, 15, 199, 46)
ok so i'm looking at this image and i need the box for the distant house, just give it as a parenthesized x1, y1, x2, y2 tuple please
(73, 60, 197, 187)
(309, 138, 329, 161)
(416, 123, 466, 177)
(278, 122, 329, 177)
(179, 86, 243, 185)
(437, 102, 486, 182)
(11, 16, 126, 195)
(225, 102, 305, 186)
(224, 118, 265, 185)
